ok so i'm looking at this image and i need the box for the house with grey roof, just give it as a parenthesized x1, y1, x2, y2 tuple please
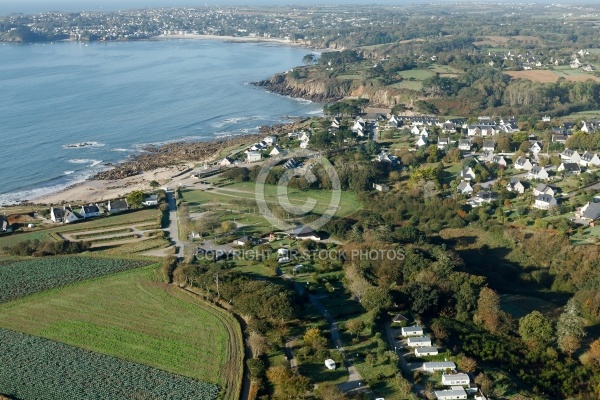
(514, 157, 533, 171)
(437, 137, 450, 150)
(558, 162, 581, 175)
(415, 347, 438, 357)
(580, 151, 600, 167)
(80, 204, 101, 218)
(442, 372, 470, 386)
(458, 139, 471, 151)
(533, 183, 555, 197)
(423, 361, 456, 372)
(534, 194, 558, 210)
(578, 202, 600, 222)
(459, 167, 476, 181)
(407, 336, 432, 347)
(457, 180, 473, 195)
(401, 326, 424, 336)
(560, 148, 581, 163)
(107, 199, 128, 214)
(482, 140, 496, 152)
(434, 386, 467, 400)
(527, 165, 549, 181)
(0, 215, 12, 233)
(506, 178, 525, 194)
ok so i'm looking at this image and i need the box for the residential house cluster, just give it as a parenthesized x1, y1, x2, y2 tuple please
(243, 135, 280, 163)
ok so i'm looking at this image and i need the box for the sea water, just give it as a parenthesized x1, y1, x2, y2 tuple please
(0, 40, 322, 205)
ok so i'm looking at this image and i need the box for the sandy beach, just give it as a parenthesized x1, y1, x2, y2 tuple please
(30, 165, 192, 206)
(151, 33, 306, 47)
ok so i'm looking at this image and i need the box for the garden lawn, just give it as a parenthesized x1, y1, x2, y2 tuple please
(0, 266, 241, 389)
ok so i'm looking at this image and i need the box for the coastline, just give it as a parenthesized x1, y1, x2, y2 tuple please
(149, 33, 309, 48)
(10, 123, 300, 209)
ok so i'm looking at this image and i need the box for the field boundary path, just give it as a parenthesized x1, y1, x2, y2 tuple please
(176, 286, 245, 400)
(166, 191, 184, 259)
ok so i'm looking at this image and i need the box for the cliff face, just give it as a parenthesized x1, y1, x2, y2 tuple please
(253, 73, 409, 107)
(253, 73, 352, 102)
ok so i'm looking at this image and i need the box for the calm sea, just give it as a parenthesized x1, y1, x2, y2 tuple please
(0, 40, 322, 205)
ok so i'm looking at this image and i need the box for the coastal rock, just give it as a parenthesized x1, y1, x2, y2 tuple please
(252, 73, 352, 102)
(253, 72, 405, 107)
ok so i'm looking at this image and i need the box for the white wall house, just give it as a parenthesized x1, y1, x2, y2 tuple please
(247, 151, 262, 163)
(442, 373, 470, 386)
(407, 336, 432, 347)
(580, 151, 600, 167)
(423, 361, 456, 372)
(401, 326, 424, 336)
(534, 194, 558, 210)
(415, 347, 438, 357)
(434, 386, 467, 400)
(514, 157, 533, 171)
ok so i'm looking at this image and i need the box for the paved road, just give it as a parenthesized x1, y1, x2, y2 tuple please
(165, 191, 184, 259)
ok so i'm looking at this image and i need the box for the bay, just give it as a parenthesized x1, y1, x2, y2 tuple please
(0, 40, 322, 205)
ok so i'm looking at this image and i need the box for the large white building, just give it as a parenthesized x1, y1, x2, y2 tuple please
(434, 386, 467, 400)
(407, 336, 432, 347)
(401, 326, 424, 337)
(442, 372, 470, 386)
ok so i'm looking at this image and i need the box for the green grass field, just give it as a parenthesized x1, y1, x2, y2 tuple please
(182, 182, 361, 229)
(0, 266, 244, 396)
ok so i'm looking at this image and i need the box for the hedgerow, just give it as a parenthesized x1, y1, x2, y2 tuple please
(0, 329, 219, 399)
(0, 257, 150, 303)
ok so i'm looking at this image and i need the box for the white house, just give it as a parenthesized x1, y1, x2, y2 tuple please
(457, 181, 473, 195)
(514, 157, 533, 171)
(373, 183, 390, 192)
(459, 167, 476, 181)
(407, 336, 432, 347)
(0, 215, 11, 233)
(434, 386, 467, 400)
(527, 165, 549, 181)
(80, 204, 101, 218)
(458, 139, 471, 151)
(324, 359, 336, 370)
(107, 199, 128, 214)
(50, 206, 79, 223)
(561, 148, 581, 163)
(482, 140, 495, 152)
(442, 373, 470, 386)
(50, 206, 65, 223)
(269, 146, 286, 157)
(506, 178, 525, 194)
(415, 347, 438, 357)
(423, 361, 456, 372)
(534, 194, 558, 210)
(533, 183, 555, 197)
(580, 151, 600, 167)
(401, 326, 424, 336)
(411, 126, 421, 135)
(292, 226, 321, 241)
(578, 202, 600, 222)
(420, 127, 429, 137)
(264, 136, 278, 146)
(247, 151, 262, 163)
(437, 137, 450, 150)
(558, 162, 581, 175)
(529, 140, 543, 153)
(416, 136, 428, 147)
(142, 194, 159, 206)
(219, 157, 234, 167)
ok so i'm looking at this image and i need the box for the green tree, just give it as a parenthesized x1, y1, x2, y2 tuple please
(557, 297, 586, 355)
(302, 54, 315, 65)
(519, 310, 554, 349)
(149, 180, 160, 188)
(126, 190, 144, 209)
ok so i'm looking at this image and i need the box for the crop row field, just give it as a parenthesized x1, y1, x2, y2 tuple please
(0, 329, 219, 400)
(0, 257, 152, 303)
(0, 267, 243, 396)
(0, 209, 160, 249)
